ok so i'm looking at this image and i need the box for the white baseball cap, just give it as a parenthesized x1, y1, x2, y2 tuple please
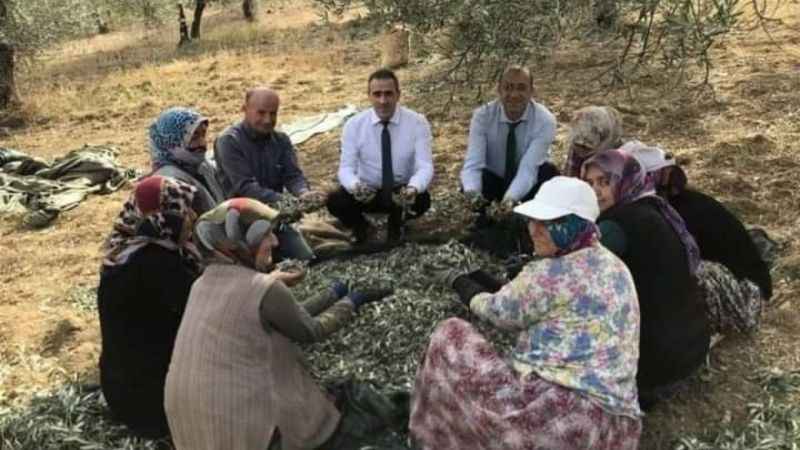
(513, 176, 600, 222)
(621, 141, 675, 172)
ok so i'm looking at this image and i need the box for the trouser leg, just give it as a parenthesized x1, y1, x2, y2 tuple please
(520, 161, 560, 202)
(480, 170, 507, 202)
(382, 188, 431, 231)
(275, 225, 315, 261)
(326, 187, 370, 230)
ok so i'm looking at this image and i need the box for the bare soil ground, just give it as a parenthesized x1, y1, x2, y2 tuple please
(0, 1, 798, 448)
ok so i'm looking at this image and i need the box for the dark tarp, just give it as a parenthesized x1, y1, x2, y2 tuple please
(0, 145, 134, 228)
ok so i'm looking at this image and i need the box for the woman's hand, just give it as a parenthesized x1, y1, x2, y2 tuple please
(272, 269, 306, 287)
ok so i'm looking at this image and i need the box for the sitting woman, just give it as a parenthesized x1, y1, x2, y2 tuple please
(624, 142, 770, 333)
(97, 175, 202, 438)
(149, 106, 315, 261)
(411, 177, 642, 450)
(149, 106, 225, 214)
(164, 198, 392, 450)
(581, 149, 710, 408)
(563, 106, 624, 177)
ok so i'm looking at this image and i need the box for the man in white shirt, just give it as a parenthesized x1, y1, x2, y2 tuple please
(326, 68, 434, 243)
(460, 66, 559, 226)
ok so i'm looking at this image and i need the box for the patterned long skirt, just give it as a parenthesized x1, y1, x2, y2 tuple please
(409, 318, 641, 450)
(697, 261, 763, 334)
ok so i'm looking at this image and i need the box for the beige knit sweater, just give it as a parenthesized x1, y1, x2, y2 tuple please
(165, 264, 340, 450)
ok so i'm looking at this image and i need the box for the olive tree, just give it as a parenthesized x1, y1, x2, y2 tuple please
(0, 0, 101, 109)
(314, 0, 755, 91)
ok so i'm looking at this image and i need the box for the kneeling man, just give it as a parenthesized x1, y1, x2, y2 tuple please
(461, 66, 558, 223)
(327, 68, 434, 243)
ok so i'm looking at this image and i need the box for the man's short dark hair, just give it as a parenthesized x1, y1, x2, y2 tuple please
(367, 68, 400, 92)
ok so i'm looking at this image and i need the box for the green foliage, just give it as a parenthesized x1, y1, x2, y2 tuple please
(92, 0, 176, 29)
(0, 383, 169, 450)
(0, 0, 190, 54)
(314, 0, 746, 89)
(0, 0, 98, 52)
(673, 369, 800, 450)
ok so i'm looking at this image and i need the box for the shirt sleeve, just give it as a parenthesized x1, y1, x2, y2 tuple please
(337, 119, 361, 192)
(469, 261, 557, 332)
(599, 220, 628, 257)
(215, 134, 283, 204)
(299, 285, 340, 316)
(278, 136, 309, 196)
(259, 281, 354, 343)
(407, 115, 434, 192)
(461, 107, 488, 193)
(505, 109, 556, 201)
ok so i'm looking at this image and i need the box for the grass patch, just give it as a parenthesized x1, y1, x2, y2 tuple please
(0, 382, 170, 450)
(65, 285, 98, 312)
(673, 369, 800, 450)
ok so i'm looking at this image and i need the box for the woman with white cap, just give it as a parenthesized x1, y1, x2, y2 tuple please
(624, 141, 770, 334)
(410, 176, 642, 450)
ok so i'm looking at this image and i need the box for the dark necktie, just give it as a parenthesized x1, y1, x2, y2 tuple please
(381, 121, 394, 205)
(505, 121, 521, 182)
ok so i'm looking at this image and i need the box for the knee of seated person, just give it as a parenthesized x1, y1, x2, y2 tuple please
(435, 317, 472, 334)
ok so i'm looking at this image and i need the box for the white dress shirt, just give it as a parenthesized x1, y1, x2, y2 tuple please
(338, 106, 434, 193)
(460, 100, 557, 201)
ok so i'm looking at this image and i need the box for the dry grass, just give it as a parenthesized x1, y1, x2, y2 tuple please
(0, 0, 798, 448)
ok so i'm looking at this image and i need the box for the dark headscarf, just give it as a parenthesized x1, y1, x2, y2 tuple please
(103, 176, 202, 273)
(582, 149, 700, 274)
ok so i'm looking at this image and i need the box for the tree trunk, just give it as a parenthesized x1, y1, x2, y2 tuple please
(0, 0, 15, 109)
(0, 42, 15, 110)
(243, 0, 255, 21)
(95, 10, 110, 34)
(178, 4, 191, 46)
(593, 0, 618, 30)
(191, 0, 206, 39)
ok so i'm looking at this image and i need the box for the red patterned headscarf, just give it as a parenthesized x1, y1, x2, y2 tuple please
(102, 176, 202, 273)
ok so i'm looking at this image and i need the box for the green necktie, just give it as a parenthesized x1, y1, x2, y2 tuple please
(505, 121, 521, 182)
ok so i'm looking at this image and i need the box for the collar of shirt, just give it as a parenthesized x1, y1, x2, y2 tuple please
(500, 101, 534, 124)
(240, 121, 275, 144)
(369, 108, 401, 127)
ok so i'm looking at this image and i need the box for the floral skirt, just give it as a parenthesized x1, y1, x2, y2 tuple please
(697, 261, 763, 334)
(409, 318, 641, 450)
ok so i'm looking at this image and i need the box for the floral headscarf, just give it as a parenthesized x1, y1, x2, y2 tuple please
(544, 214, 600, 256)
(581, 149, 700, 274)
(564, 106, 623, 177)
(103, 176, 202, 273)
(193, 198, 284, 268)
(148, 107, 208, 171)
